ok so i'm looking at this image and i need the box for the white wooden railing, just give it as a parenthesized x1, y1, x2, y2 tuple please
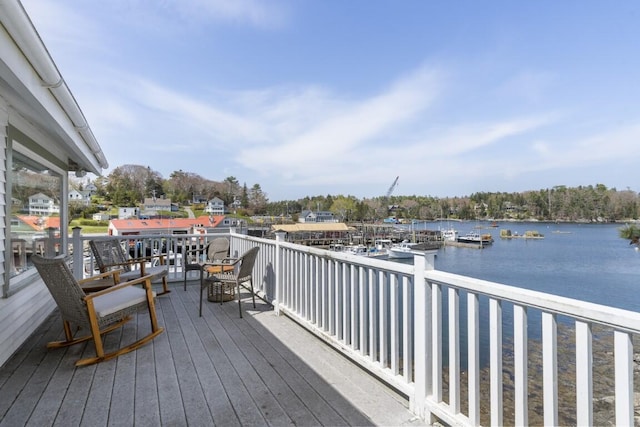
(72, 229, 640, 426)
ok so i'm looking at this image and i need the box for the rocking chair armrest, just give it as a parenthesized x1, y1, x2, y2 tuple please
(84, 274, 155, 300)
(78, 269, 123, 285)
(130, 254, 166, 265)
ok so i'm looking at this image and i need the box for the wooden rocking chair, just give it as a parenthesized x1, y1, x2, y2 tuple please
(32, 255, 164, 367)
(89, 239, 170, 295)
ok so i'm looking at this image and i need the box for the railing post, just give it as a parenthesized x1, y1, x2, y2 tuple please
(72, 227, 83, 280)
(274, 232, 286, 316)
(46, 227, 56, 257)
(412, 250, 435, 422)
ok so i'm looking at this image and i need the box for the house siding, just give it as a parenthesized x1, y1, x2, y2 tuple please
(1, 108, 7, 289)
(0, 279, 54, 366)
(0, 1, 107, 369)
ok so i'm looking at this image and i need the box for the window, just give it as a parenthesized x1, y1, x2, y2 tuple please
(8, 150, 63, 281)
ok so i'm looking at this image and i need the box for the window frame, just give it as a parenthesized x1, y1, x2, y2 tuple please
(3, 133, 68, 297)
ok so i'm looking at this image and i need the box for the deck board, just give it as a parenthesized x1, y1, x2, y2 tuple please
(0, 280, 426, 426)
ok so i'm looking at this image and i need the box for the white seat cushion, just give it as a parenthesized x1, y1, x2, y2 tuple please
(93, 286, 156, 318)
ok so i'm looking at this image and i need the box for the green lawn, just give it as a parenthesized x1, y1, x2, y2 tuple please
(70, 224, 108, 234)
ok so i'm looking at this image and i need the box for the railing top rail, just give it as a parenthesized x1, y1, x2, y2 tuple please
(425, 269, 640, 333)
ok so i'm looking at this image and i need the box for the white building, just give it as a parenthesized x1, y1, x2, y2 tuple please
(92, 213, 110, 221)
(0, 1, 109, 366)
(28, 192, 60, 216)
(204, 197, 225, 215)
(298, 210, 337, 223)
(143, 197, 175, 212)
(119, 207, 140, 219)
(68, 189, 91, 206)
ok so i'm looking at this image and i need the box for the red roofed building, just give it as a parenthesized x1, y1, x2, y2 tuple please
(107, 215, 241, 236)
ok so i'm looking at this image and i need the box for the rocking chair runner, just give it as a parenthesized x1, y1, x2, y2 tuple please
(32, 255, 164, 367)
(89, 239, 170, 295)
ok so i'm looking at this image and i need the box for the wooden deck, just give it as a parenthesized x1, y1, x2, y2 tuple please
(0, 280, 426, 426)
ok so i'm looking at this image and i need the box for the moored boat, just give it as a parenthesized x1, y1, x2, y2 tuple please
(457, 232, 493, 245)
(500, 229, 544, 239)
(441, 228, 458, 242)
(343, 244, 369, 256)
(387, 240, 418, 258)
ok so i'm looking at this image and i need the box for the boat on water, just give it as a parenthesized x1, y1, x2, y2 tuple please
(440, 228, 458, 242)
(374, 238, 393, 251)
(330, 242, 388, 257)
(457, 232, 493, 245)
(343, 244, 369, 256)
(329, 243, 346, 252)
(387, 240, 418, 259)
(500, 229, 544, 239)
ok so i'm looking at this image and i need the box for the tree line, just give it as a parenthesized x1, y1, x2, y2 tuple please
(83, 165, 639, 222)
(265, 184, 639, 223)
(89, 164, 267, 215)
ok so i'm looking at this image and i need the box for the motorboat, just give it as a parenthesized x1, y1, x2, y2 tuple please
(343, 244, 369, 256)
(440, 228, 458, 242)
(329, 243, 346, 252)
(457, 232, 493, 245)
(387, 240, 418, 259)
(374, 239, 393, 251)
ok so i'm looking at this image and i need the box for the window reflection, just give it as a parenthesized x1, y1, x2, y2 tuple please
(10, 152, 62, 278)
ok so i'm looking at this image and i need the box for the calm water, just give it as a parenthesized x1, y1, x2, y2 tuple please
(394, 221, 639, 367)
(401, 221, 640, 312)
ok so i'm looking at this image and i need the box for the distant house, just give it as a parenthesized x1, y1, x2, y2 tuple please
(192, 194, 208, 204)
(83, 182, 98, 197)
(68, 189, 91, 206)
(298, 210, 337, 223)
(92, 213, 110, 221)
(230, 196, 242, 211)
(28, 193, 60, 216)
(143, 197, 177, 211)
(119, 207, 140, 219)
(204, 197, 225, 215)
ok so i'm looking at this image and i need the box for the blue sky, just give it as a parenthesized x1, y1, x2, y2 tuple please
(23, 0, 640, 201)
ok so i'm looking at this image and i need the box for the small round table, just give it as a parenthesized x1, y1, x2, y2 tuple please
(204, 264, 235, 302)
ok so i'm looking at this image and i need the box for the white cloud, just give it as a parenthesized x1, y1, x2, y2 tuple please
(236, 66, 443, 175)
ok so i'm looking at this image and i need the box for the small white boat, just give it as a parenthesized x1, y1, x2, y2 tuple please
(344, 244, 369, 256)
(387, 240, 418, 259)
(441, 228, 458, 242)
(329, 243, 346, 252)
(374, 239, 393, 251)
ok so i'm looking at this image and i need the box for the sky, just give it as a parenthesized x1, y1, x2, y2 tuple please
(21, 0, 640, 201)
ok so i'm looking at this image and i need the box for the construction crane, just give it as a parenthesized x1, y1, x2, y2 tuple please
(385, 176, 399, 199)
(380, 176, 399, 222)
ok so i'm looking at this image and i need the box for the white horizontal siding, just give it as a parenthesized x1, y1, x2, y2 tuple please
(0, 281, 55, 367)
